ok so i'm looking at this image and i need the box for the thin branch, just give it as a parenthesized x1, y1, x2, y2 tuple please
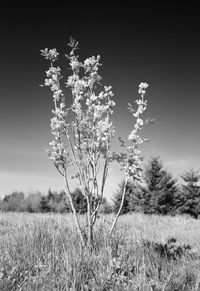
(67, 135, 87, 196)
(109, 176, 129, 236)
(101, 157, 109, 198)
(86, 195, 93, 246)
(55, 165, 64, 176)
(63, 169, 85, 246)
(91, 157, 109, 225)
(92, 202, 100, 226)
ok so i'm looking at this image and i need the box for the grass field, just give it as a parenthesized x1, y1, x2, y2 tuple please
(1, 212, 200, 290)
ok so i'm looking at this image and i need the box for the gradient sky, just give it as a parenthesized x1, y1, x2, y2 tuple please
(0, 3, 199, 200)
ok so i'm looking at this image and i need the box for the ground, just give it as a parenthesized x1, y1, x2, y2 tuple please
(0, 212, 200, 290)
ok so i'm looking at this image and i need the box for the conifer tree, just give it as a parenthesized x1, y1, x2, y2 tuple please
(142, 157, 177, 214)
(177, 169, 200, 218)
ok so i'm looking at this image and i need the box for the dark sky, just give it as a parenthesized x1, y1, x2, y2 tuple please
(0, 3, 199, 198)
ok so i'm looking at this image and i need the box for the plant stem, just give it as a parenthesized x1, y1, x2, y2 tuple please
(109, 176, 129, 236)
(86, 195, 93, 247)
(63, 169, 85, 246)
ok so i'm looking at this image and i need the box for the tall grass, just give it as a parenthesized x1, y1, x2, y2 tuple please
(1, 212, 200, 290)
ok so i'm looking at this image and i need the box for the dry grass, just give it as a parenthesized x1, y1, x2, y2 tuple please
(1, 212, 200, 290)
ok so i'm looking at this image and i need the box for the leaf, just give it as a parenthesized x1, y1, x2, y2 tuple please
(119, 137, 125, 146)
(145, 118, 156, 126)
(127, 107, 135, 113)
(64, 54, 71, 60)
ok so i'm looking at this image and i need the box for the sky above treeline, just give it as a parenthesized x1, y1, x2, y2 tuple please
(0, 3, 199, 199)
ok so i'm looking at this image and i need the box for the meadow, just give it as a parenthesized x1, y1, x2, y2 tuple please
(1, 212, 200, 290)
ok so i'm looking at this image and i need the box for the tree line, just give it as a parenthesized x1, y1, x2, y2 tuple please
(1, 156, 200, 218)
(0, 187, 112, 214)
(113, 156, 200, 218)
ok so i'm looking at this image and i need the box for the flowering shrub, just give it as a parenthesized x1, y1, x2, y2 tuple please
(41, 37, 151, 246)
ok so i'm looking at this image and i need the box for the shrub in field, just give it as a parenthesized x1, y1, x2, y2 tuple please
(41, 37, 152, 246)
(142, 237, 192, 261)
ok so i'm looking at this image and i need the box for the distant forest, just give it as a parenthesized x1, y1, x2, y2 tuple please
(1, 157, 200, 218)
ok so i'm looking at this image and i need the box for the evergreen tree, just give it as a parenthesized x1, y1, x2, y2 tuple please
(177, 169, 200, 218)
(142, 157, 177, 215)
(40, 195, 50, 212)
(40, 189, 70, 213)
(128, 185, 145, 213)
(47, 189, 60, 212)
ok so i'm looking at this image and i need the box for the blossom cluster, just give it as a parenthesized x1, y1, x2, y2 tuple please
(128, 82, 148, 141)
(41, 48, 59, 62)
(47, 139, 67, 169)
(65, 39, 115, 156)
(120, 82, 149, 179)
(41, 48, 69, 170)
(43, 66, 64, 102)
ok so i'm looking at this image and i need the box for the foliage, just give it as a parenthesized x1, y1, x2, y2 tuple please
(112, 157, 179, 216)
(46, 189, 70, 213)
(23, 191, 42, 213)
(70, 187, 87, 214)
(112, 180, 131, 215)
(175, 169, 200, 218)
(98, 198, 113, 214)
(141, 156, 178, 215)
(1, 161, 200, 218)
(143, 237, 192, 261)
(40, 194, 51, 213)
(0, 188, 111, 215)
(1, 191, 25, 212)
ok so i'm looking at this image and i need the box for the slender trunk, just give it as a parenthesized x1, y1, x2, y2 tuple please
(101, 158, 109, 199)
(109, 177, 129, 236)
(86, 195, 93, 246)
(64, 169, 85, 246)
(92, 201, 100, 226)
